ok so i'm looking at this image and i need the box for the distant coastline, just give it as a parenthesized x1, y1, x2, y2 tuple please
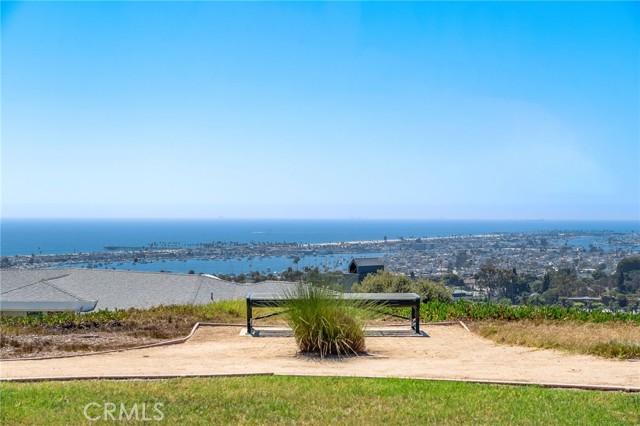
(2, 225, 638, 278)
(2, 218, 638, 257)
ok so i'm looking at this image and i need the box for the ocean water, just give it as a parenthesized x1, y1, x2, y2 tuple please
(2, 219, 638, 256)
(59, 253, 391, 276)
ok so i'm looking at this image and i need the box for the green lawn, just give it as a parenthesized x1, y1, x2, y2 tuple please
(1, 376, 638, 425)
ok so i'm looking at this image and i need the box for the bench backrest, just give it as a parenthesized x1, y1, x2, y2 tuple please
(246, 292, 420, 308)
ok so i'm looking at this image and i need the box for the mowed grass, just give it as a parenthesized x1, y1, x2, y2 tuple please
(1, 376, 638, 426)
(470, 320, 640, 359)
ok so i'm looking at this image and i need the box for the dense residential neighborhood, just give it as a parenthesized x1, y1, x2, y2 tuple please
(382, 231, 639, 279)
(2, 230, 638, 280)
(2, 230, 639, 313)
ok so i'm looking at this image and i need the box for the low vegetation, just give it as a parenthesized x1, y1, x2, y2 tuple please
(353, 270, 454, 302)
(283, 285, 376, 357)
(0, 301, 257, 357)
(470, 320, 640, 360)
(2, 376, 638, 426)
(419, 300, 640, 323)
(419, 300, 639, 359)
(0, 300, 248, 336)
(2, 297, 638, 359)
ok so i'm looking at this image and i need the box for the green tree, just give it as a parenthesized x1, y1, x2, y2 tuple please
(476, 265, 499, 299)
(541, 288, 560, 304)
(476, 265, 510, 301)
(476, 265, 531, 303)
(614, 257, 640, 293)
(549, 268, 580, 297)
(414, 279, 453, 303)
(0, 257, 14, 268)
(497, 297, 512, 306)
(282, 267, 303, 282)
(354, 270, 413, 293)
(353, 271, 452, 303)
(542, 272, 551, 292)
(440, 273, 464, 287)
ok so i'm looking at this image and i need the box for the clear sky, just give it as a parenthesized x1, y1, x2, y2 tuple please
(2, 1, 639, 220)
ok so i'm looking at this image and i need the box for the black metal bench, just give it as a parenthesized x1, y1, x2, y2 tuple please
(245, 292, 421, 334)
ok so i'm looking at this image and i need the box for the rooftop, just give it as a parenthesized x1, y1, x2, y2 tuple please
(0, 269, 296, 311)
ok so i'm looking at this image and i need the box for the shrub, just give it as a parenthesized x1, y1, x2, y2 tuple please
(353, 271, 453, 303)
(352, 270, 402, 292)
(591, 340, 640, 359)
(414, 279, 454, 303)
(419, 300, 640, 323)
(282, 285, 373, 357)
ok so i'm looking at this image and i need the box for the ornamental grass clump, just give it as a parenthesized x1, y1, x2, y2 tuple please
(283, 285, 374, 357)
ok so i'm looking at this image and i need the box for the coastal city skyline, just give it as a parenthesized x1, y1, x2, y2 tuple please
(2, 2, 639, 220)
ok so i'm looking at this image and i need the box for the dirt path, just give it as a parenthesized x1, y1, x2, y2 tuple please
(2, 325, 638, 388)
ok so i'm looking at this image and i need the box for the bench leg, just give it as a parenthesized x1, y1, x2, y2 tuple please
(412, 305, 420, 334)
(246, 303, 253, 334)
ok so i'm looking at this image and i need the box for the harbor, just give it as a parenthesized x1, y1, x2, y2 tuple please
(2, 230, 638, 279)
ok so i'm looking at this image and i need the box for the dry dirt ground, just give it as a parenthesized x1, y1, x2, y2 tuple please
(1, 324, 639, 388)
(0, 332, 166, 359)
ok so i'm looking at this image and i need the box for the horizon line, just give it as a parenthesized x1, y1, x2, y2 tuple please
(1, 217, 639, 222)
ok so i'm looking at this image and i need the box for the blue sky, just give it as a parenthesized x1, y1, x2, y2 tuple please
(2, 1, 638, 220)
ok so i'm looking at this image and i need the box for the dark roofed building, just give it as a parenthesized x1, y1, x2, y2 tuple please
(348, 257, 384, 282)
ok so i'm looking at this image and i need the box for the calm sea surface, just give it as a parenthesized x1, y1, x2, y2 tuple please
(2, 219, 638, 256)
